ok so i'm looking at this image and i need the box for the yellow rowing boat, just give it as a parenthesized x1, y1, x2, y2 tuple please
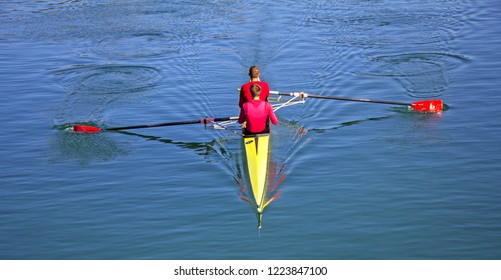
(243, 133, 271, 229)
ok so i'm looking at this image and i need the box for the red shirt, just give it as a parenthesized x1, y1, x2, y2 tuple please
(238, 100, 279, 134)
(239, 81, 270, 108)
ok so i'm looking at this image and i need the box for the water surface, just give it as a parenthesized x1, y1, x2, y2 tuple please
(1, 0, 500, 259)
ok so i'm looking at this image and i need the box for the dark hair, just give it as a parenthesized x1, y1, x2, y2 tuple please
(250, 84, 261, 98)
(248, 65, 260, 78)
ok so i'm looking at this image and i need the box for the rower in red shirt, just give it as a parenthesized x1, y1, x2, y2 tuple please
(238, 84, 279, 135)
(239, 65, 270, 108)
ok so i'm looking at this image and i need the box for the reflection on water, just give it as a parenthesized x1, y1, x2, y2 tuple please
(1, 0, 499, 259)
(50, 125, 128, 165)
(234, 151, 286, 230)
(113, 122, 310, 229)
(50, 97, 442, 230)
(116, 130, 227, 162)
(308, 115, 390, 134)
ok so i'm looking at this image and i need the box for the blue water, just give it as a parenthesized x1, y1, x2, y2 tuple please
(1, 0, 501, 260)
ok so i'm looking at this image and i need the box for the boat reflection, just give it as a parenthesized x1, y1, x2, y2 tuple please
(57, 109, 437, 228)
(116, 123, 309, 229)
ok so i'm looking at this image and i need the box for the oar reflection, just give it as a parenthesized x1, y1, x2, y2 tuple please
(115, 129, 299, 229)
(113, 114, 390, 229)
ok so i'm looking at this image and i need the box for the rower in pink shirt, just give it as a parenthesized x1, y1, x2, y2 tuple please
(238, 84, 278, 135)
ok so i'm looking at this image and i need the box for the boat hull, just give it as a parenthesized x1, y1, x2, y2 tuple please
(243, 133, 270, 213)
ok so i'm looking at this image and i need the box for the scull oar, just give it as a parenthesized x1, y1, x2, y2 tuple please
(73, 116, 239, 133)
(270, 90, 443, 112)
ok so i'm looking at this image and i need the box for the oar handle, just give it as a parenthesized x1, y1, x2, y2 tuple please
(269, 91, 411, 106)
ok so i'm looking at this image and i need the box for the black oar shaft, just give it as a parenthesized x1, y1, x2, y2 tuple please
(273, 91, 411, 106)
(306, 93, 411, 106)
(106, 116, 238, 131)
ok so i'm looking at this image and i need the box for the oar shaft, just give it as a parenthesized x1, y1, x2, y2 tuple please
(270, 91, 411, 106)
(106, 116, 238, 131)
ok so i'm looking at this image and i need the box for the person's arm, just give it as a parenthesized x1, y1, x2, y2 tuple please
(239, 84, 250, 108)
(239, 88, 245, 108)
(238, 105, 246, 124)
(267, 103, 279, 125)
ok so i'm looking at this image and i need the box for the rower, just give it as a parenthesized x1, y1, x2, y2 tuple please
(239, 65, 270, 108)
(238, 84, 278, 135)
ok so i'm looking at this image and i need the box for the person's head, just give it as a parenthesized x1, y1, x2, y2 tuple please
(248, 65, 260, 79)
(250, 84, 261, 98)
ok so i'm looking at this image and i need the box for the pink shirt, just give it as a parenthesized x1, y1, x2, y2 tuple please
(238, 100, 279, 134)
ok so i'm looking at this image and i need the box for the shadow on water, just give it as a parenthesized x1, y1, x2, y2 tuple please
(115, 130, 229, 162)
(308, 116, 391, 134)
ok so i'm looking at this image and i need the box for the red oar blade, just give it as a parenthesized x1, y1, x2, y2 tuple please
(73, 125, 102, 133)
(411, 100, 443, 112)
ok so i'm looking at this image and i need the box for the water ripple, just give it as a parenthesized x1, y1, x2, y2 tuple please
(360, 52, 469, 97)
(54, 64, 163, 95)
(87, 32, 182, 59)
(52, 64, 163, 123)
